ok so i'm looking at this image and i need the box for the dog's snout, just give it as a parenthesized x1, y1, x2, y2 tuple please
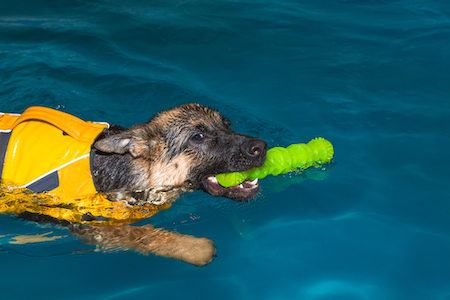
(244, 139, 267, 158)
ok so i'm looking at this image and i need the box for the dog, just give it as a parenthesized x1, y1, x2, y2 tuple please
(0, 104, 267, 266)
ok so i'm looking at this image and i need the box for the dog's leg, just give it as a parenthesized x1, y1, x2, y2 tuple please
(68, 223, 216, 267)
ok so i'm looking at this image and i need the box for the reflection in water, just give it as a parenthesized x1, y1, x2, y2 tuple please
(2, 231, 66, 245)
(0, 164, 333, 266)
(0, 185, 179, 225)
(0, 184, 216, 266)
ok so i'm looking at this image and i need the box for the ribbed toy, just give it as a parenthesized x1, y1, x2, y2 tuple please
(216, 137, 334, 187)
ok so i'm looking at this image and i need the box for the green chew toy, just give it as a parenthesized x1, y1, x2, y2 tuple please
(216, 137, 334, 187)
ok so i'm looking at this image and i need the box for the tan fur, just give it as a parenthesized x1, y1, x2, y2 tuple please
(71, 224, 216, 267)
(149, 153, 193, 187)
(121, 104, 228, 190)
(74, 104, 265, 266)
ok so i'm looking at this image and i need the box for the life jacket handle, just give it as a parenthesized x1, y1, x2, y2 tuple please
(1, 107, 108, 143)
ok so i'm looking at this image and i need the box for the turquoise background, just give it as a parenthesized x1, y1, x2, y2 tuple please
(1, 1, 450, 299)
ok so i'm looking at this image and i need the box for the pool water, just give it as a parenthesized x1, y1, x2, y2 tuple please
(1, 0, 450, 299)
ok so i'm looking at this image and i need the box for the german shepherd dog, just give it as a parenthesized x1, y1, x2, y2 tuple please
(92, 103, 267, 202)
(6, 104, 267, 266)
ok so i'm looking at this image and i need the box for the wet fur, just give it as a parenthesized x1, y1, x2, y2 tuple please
(91, 103, 267, 201)
(69, 223, 217, 267)
(17, 104, 267, 266)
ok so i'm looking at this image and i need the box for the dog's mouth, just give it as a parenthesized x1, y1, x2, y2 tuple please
(197, 137, 267, 202)
(201, 175, 260, 202)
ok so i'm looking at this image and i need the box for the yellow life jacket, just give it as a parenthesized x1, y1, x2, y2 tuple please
(0, 107, 170, 225)
(0, 106, 109, 199)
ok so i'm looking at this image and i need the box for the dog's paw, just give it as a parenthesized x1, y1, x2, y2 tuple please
(141, 229, 217, 266)
(68, 223, 216, 266)
(167, 236, 217, 267)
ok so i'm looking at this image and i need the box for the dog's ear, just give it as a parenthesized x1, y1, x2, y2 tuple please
(94, 131, 155, 158)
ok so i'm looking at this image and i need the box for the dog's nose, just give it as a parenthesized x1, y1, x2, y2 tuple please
(245, 139, 267, 158)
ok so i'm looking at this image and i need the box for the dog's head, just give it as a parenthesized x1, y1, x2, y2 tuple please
(94, 104, 267, 202)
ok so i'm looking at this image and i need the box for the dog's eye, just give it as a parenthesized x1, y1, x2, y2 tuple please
(192, 133, 204, 142)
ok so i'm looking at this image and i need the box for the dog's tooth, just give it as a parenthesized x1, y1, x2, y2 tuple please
(239, 184, 244, 189)
(250, 178, 258, 185)
(208, 176, 218, 183)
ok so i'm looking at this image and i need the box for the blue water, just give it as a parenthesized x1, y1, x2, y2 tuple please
(1, 0, 450, 299)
